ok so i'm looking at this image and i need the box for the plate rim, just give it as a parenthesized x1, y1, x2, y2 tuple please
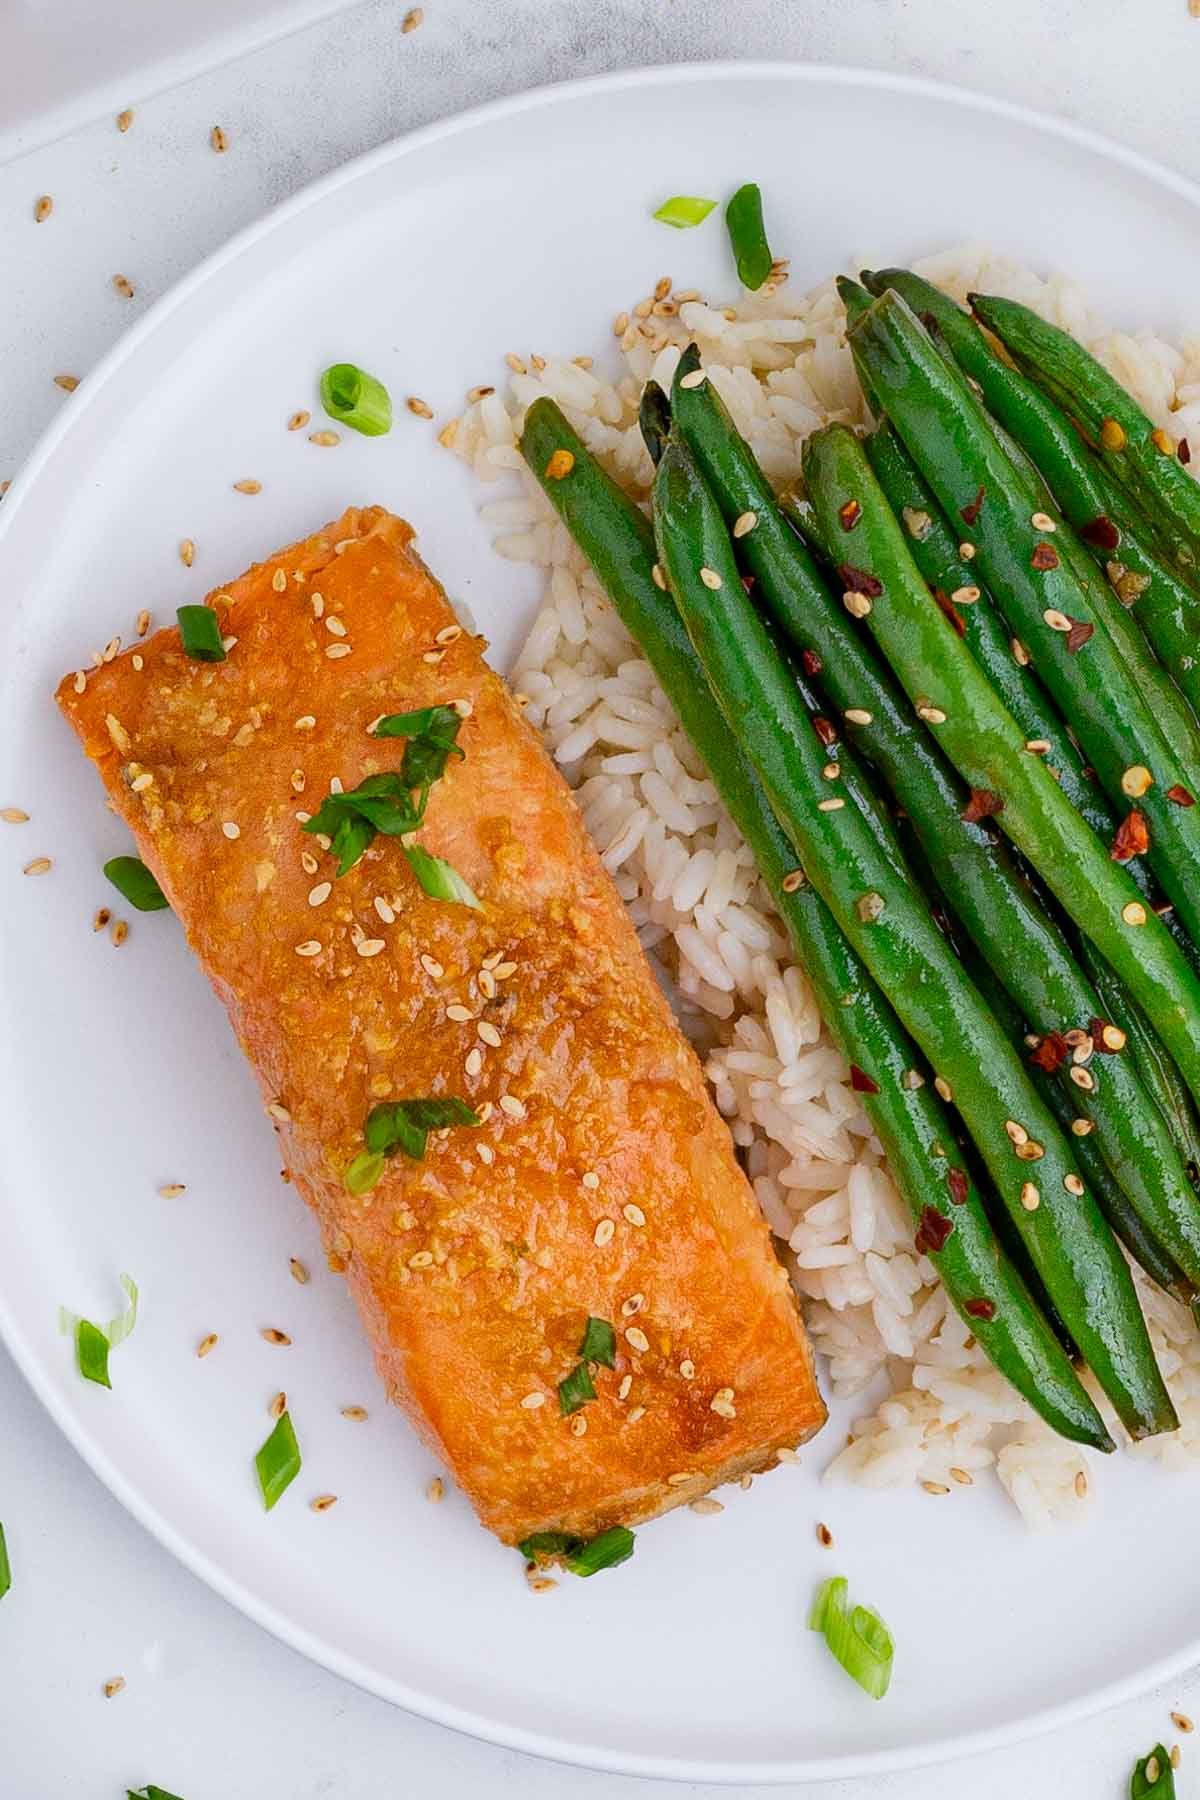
(3, 57, 1200, 1784)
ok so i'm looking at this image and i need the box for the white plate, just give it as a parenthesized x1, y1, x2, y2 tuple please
(2, 63, 1200, 1786)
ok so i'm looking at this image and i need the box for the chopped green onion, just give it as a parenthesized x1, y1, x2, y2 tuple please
(176, 605, 227, 663)
(103, 856, 168, 912)
(105, 1272, 139, 1348)
(255, 1409, 301, 1511)
(725, 182, 773, 291)
(375, 704, 465, 789)
(76, 1318, 111, 1389)
(652, 195, 717, 229)
(565, 1526, 635, 1577)
(808, 1575, 894, 1699)
(344, 1149, 386, 1195)
(0, 1522, 10, 1601)
(404, 844, 481, 910)
(127, 1785, 185, 1799)
(1132, 1744, 1176, 1797)
(557, 1362, 596, 1415)
(517, 1525, 636, 1577)
(330, 813, 378, 878)
(578, 1316, 616, 1368)
(319, 363, 392, 437)
(363, 1096, 479, 1163)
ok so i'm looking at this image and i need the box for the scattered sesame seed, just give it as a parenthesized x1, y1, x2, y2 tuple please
(594, 1219, 615, 1247)
(210, 124, 229, 153)
(110, 918, 129, 947)
(651, 563, 667, 591)
(266, 1102, 290, 1122)
(477, 1021, 502, 1048)
(446, 1003, 473, 1022)
(527, 1574, 558, 1593)
(710, 1394, 737, 1419)
(233, 479, 261, 494)
(356, 938, 385, 957)
(289, 1257, 310, 1285)
(311, 1494, 338, 1512)
(732, 511, 758, 539)
(294, 715, 316, 731)
(493, 960, 517, 979)
(116, 108, 134, 131)
(1020, 1182, 1040, 1211)
(921, 1480, 950, 1496)
(112, 274, 134, 299)
(959, 542, 976, 559)
(221, 821, 240, 840)
(781, 868, 806, 893)
(1070, 1066, 1096, 1091)
(499, 1094, 526, 1119)
(843, 708, 873, 726)
(73, 670, 87, 693)
(816, 1522, 834, 1547)
(103, 1677, 125, 1699)
(35, 195, 53, 222)
(401, 5, 423, 28)
(196, 1333, 218, 1358)
(221, 635, 237, 652)
(1121, 764, 1153, 798)
(324, 614, 347, 637)
(1071, 1117, 1094, 1136)
(699, 567, 723, 590)
(1172, 1712, 1193, 1734)
(467, 385, 494, 404)
(408, 1250, 434, 1269)
(623, 1202, 646, 1227)
(843, 590, 872, 618)
(426, 1475, 444, 1502)
(436, 623, 463, 646)
(1014, 1138, 1045, 1161)
(295, 940, 322, 957)
(951, 585, 980, 605)
(54, 374, 79, 392)
(816, 797, 845, 812)
(1123, 900, 1148, 926)
(679, 1358, 696, 1379)
(1031, 512, 1057, 531)
(373, 896, 395, 925)
(949, 1466, 974, 1486)
(437, 418, 459, 448)
(476, 1143, 494, 1165)
(0, 808, 29, 824)
(621, 1293, 645, 1317)
(326, 643, 353, 659)
(625, 1326, 650, 1353)
(131, 654, 144, 672)
(269, 1390, 287, 1419)
(626, 1405, 646, 1423)
(934, 1075, 953, 1102)
(916, 703, 948, 724)
(421, 954, 444, 979)
(22, 857, 51, 876)
(341, 1406, 368, 1421)
(520, 1391, 545, 1410)
(261, 1328, 291, 1346)
(1147, 1756, 1162, 1785)
(158, 1182, 186, 1199)
(309, 431, 340, 447)
(690, 1497, 724, 1515)
(1171, 1744, 1182, 1771)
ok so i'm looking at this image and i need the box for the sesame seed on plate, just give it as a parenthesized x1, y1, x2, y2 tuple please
(92, 907, 110, 931)
(309, 431, 340, 447)
(23, 857, 51, 875)
(426, 1476, 444, 1502)
(210, 124, 229, 152)
(103, 1677, 125, 1699)
(402, 7, 424, 32)
(341, 1406, 368, 1421)
(621, 1293, 645, 1316)
(196, 1333, 218, 1358)
(407, 396, 434, 419)
(288, 410, 310, 431)
(110, 919, 129, 946)
(54, 374, 79, 392)
(269, 1390, 287, 1419)
(233, 478, 261, 494)
(1, 808, 29, 824)
(112, 275, 134, 299)
(35, 195, 53, 222)
(921, 1480, 950, 1496)
(690, 1497, 724, 1515)
(158, 1182, 186, 1198)
(310, 1494, 338, 1512)
(261, 1328, 291, 1346)
(289, 1257, 310, 1284)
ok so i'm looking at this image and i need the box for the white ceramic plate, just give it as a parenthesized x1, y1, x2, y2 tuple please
(2, 63, 1200, 1785)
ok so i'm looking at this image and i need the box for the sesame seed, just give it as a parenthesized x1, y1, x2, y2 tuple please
(625, 1326, 650, 1353)
(35, 194, 53, 222)
(222, 636, 237, 652)
(465, 1048, 483, 1077)
(22, 857, 51, 876)
(594, 1219, 615, 1247)
(959, 542, 976, 559)
(651, 564, 667, 591)
(54, 374, 79, 392)
(1121, 764, 1153, 797)
(421, 954, 444, 979)
(467, 385, 494, 404)
(289, 1257, 310, 1285)
(261, 1328, 291, 1346)
(476, 1143, 494, 1165)
(356, 938, 385, 957)
(520, 1391, 545, 1410)
(679, 367, 707, 390)
(295, 940, 322, 957)
(103, 1677, 126, 1699)
(310, 1494, 338, 1512)
(426, 1475, 444, 1502)
(1020, 1182, 1040, 1211)
(342, 1406, 368, 1421)
(267, 1102, 290, 1122)
(196, 1333, 218, 1357)
(621, 1293, 645, 1317)
(623, 1202, 646, 1227)
(667, 1472, 693, 1486)
(921, 1481, 950, 1496)
(1043, 608, 1072, 633)
(401, 5, 423, 28)
(113, 274, 134, 299)
(1031, 512, 1057, 531)
(110, 919, 129, 947)
(373, 896, 394, 925)
(781, 868, 806, 893)
(1004, 1119, 1029, 1146)
(1024, 739, 1051, 755)
(478, 969, 497, 999)
(408, 1250, 434, 1269)
(326, 643, 353, 659)
(158, 1182, 186, 1198)
(1146, 1756, 1161, 1785)
(843, 590, 872, 618)
(678, 1358, 696, 1379)
(949, 1467, 974, 1486)
(73, 671, 87, 693)
(499, 1094, 526, 1119)
(92, 907, 111, 931)
(1173, 1712, 1194, 1734)
(1015, 1138, 1045, 1160)
(446, 1003, 473, 1022)
(732, 511, 758, 538)
(934, 1076, 953, 1102)
(817, 797, 845, 812)
(233, 479, 261, 494)
(0, 808, 29, 824)
(951, 585, 980, 604)
(288, 410, 311, 431)
(1171, 1745, 1182, 1770)
(1070, 1066, 1096, 1091)
(917, 703, 948, 724)
(269, 568, 287, 593)
(493, 960, 518, 979)
(690, 1497, 724, 1515)
(309, 431, 340, 447)
(269, 1390, 287, 1419)
(294, 715, 316, 731)
(816, 1522, 834, 1546)
(210, 124, 229, 152)
(823, 761, 841, 781)
(222, 821, 240, 840)
(131, 654, 144, 672)
(1099, 417, 1127, 451)
(116, 108, 134, 131)
(323, 616, 348, 640)
(1011, 637, 1030, 666)
(626, 1405, 646, 1423)
(844, 708, 873, 725)
(1123, 900, 1148, 926)
(1071, 1117, 1093, 1136)
(710, 1394, 737, 1419)
(699, 567, 723, 590)
(477, 1021, 502, 1048)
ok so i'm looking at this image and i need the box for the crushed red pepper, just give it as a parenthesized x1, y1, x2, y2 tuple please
(837, 563, 883, 598)
(1031, 542, 1060, 571)
(1167, 784, 1196, 808)
(812, 715, 838, 748)
(946, 1166, 970, 1205)
(932, 586, 967, 637)
(848, 1064, 880, 1095)
(838, 498, 862, 531)
(1029, 1030, 1070, 1073)
(961, 788, 1005, 823)
(960, 485, 986, 526)
(1180, 438, 1192, 466)
(1110, 809, 1150, 862)
(1080, 514, 1121, 551)
(914, 1205, 954, 1255)
(964, 1298, 996, 1321)
(800, 648, 823, 677)
(1065, 618, 1094, 653)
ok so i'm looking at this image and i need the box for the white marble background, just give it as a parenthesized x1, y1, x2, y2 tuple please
(4, 2, 1200, 1794)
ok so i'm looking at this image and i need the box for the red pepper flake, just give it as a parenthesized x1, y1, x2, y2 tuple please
(960, 485, 986, 526)
(1065, 618, 1094, 653)
(741, 573, 756, 596)
(838, 498, 862, 531)
(800, 648, 823, 677)
(964, 1297, 996, 1321)
(932, 586, 967, 637)
(914, 1205, 954, 1255)
(1110, 809, 1150, 862)
(848, 1064, 880, 1095)
(1167, 783, 1196, 807)
(961, 787, 1005, 823)
(1031, 542, 1060, 571)
(1088, 1016, 1121, 1054)
(1029, 1030, 1070, 1073)
(812, 715, 838, 748)
(1180, 438, 1192, 466)
(837, 563, 883, 598)
(1081, 514, 1121, 551)
(946, 1166, 970, 1206)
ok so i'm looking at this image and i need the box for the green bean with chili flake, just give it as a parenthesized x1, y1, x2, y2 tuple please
(969, 289, 1200, 584)
(861, 268, 1200, 717)
(518, 395, 1107, 1446)
(848, 288, 1200, 948)
(653, 426, 1172, 1441)
(670, 357, 1200, 1296)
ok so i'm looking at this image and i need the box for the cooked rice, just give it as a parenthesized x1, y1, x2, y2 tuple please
(452, 245, 1200, 1528)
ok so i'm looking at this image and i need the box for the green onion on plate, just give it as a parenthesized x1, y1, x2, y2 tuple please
(103, 855, 168, 912)
(0, 1521, 10, 1600)
(724, 182, 774, 291)
(255, 1409, 302, 1511)
(319, 363, 393, 437)
(517, 1524, 636, 1577)
(127, 1785, 186, 1798)
(176, 605, 227, 663)
(1132, 1744, 1176, 1797)
(76, 1318, 111, 1389)
(652, 195, 717, 230)
(808, 1575, 895, 1699)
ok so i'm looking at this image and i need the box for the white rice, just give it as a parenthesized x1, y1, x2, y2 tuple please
(451, 245, 1200, 1528)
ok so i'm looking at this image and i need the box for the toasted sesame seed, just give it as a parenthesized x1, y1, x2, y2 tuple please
(816, 1521, 834, 1546)
(311, 1494, 337, 1512)
(289, 1257, 310, 1285)
(625, 1326, 650, 1353)
(209, 124, 229, 152)
(446, 1003, 473, 1023)
(54, 374, 79, 392)
(699, 566, 723, 590)
(690, 1497, 724, 1515)
(35, 194, 53, 222)
(1070, 1065, 1096, 1091)
(822, 761, 841, 781)
(422, 649, 445, 665)
(626, 1405, 646, 1423)
(1171, 1744, 1182, 1770)
(325, 643, 353, 659)
(158, 1182, 186, 1198)
(113, 274, 134, 299)
(341, 1405, 368, 1421)
(295, 940, 322, 957)
(309, 431, 340, 447)
(623, 1202, 646, 1227)
(110, 918, 129, 946)
(196, 1333, 218, 1357)
(843, 708, 873, 726)
(651, 563, 667, 591)
(73, 670, 87, 693)
(817, 797, 845, 812)
(92, 907, 111, 932)
(103, 1677, 125, 1698)
(1071, 1117, 1094, 1136)
(0, 808, 29, 824)
(493, 960, 518, 979)
(679, 1358, 695, 1379)
(425, 1475, 445, 1503)
(1020, 1182, 1040, 1211)
(22, 857, 51, 876)
(467, 384, 494, 403)
(1004, 1119, 1029, 1146)
(402, 5, 423, 28)
(917, 703, 948, 724)
(1014, 1138, 1045, 1160)
(477, 1021, 502, 1048)
(478, 969, 497, 999)
(1173, 1712, 1194, 1734)
(131, 654, 144, 671)
(594, 1219, 615, 1247)
(732, 511, 758, 538)
(356, 938, 385, 957)
(1031, 511, 1057, 531)
(294, 715, 316, 730)
(1123, 900, 1148, 926)
(1146, 1755, 1161, 1785)
(520, 1391, 545, 1410)
(921, 1480, 950, 1496)
(261, 1328, 291, 1346)
(934, 1076, 953, 1102)
(221, 821, 240, 840)
(116, 107, 134, 131)
(843, 590, 872, 618)
(266, 1102, 290, 1122)
(1121, 764, 1153, 797)
(499, 1094, 526, 1119)
(621, 1293, 645, 1317)
(949, 1466, 974, 1486)
(959, 541, 976, 559)
(287, 411, 312, 435)
(780, 868, 806, 893)
(233, 478, 261, 494)
(269, 1390, 287, 1419)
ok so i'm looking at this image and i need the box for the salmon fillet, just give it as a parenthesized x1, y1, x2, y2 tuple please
(57, 505, 825, 1546)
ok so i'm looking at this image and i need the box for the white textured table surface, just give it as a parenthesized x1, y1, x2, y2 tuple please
(5, 3, 1200, 1795)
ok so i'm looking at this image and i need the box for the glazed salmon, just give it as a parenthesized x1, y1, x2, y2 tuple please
(57, 506, 825, 1546)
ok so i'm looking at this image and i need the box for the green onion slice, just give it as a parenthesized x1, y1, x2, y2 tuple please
(176, 605, 227, 663)
(1132, 1744, 1177, 1798)
(653, 195, 717, 229)
(808, 1576, 894, 1700)
(0, 1521, 10, 1601)
(319, 363, 392, 437)
(255, 1409, 301, 1511)
(105, 1272, 139, 1347)
(127, 1789, 186, 1800)
(375, 704, 465, 789)
(578, 1316, 616, 1368)
(103, 856, 168, 912)
(344, 1149, 386, 1195)
(76, 1318, 111, 1389)
(363, 1096, 479, 1163)
(404, 844, 481, 910)
(557, 1362, 596, 1416)
(725, 182, 774, 291)
(517, 1524, 636, 1577)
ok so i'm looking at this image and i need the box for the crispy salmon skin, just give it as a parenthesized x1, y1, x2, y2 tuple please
(57, 506, 824, 1545)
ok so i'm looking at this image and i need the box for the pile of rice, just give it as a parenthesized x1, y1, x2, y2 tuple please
(448, 245, 1200, 1528)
